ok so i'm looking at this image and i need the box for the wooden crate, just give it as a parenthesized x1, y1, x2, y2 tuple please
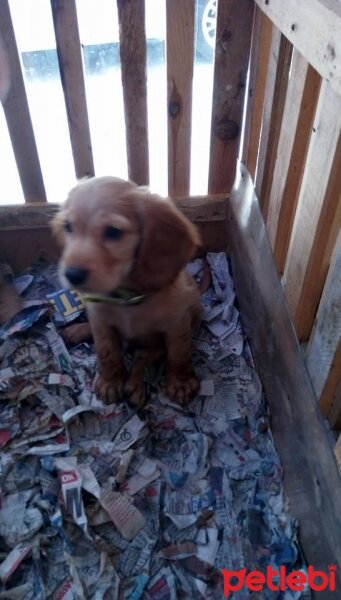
(0, 0, 340, 586)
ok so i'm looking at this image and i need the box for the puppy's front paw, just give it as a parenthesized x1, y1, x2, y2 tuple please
(95, 372, 126, 403)
(124, 376, 146, 410)
(166, 370, 200, 406)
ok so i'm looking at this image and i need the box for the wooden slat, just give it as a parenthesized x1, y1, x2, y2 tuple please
(240, 8, 273, 180)
(283, 79, 341, 341)
(272, 60, 321, 273)
(0, 0, 46, 203)
(306, 232, 341, 427)
(51, 0, 94, 179)
(208, 0, 253, 195)
(255, 29, 292, 215)
(0, 195, 227, 229)
(266, 50, 312, 250)
(228, 161, 341, 587)
(166, 0, 195, 197)
(323, 343, 341, 429)
(117, 0, 149, 186)
(254, 0, 341, 97)
(0, 195, 229, 261)
(335, 434, 341, 470)
(0, 229, 60, 273)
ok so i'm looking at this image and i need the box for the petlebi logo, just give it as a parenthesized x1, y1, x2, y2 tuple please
(221, 564, 337, 596)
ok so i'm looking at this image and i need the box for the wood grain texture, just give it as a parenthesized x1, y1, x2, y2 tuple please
(0, 0, 46, 202)
(208, 0, 254, 195)
(255, 29, 292, 215)
(166, 0, 195, 196)
(273, 61, 321, 274)
(255, 0, 341, 97)
(322, 343, 341, 429)
(266, 50, 309, 250)
(51, 0, 94, 179)
(283, 80, 341, 341)
(306, 232, 341, 428)
(334, 433, 341, 470)
(117, 0, 149, 186)
(0, 229, 59, 272)
(228, 161, 341, 587)
(0, 195, 229, 263)
(240, 8, 272, 180)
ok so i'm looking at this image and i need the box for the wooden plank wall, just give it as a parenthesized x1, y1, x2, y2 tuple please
(242, 1, 341, 430)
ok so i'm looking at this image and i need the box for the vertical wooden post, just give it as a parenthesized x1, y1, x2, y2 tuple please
(51, 0, 95, 179)
(0, 0, 46, 202)
(166, 0, 195, 197)
(117, 0, 149, 186)
(208, 0, 254, 195)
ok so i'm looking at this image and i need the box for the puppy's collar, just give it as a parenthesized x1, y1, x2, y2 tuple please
(83, 287, 148, 306)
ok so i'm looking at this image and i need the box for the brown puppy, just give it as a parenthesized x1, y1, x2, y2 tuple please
(52, 176, 202, 408)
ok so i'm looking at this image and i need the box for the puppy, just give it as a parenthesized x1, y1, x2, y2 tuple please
(52, 177, 202, 408)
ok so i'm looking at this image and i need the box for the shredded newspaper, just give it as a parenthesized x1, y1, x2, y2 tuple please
(0, 254, 307, 599)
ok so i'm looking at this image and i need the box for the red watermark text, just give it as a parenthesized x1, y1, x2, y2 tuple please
(221, 565, 337, 596)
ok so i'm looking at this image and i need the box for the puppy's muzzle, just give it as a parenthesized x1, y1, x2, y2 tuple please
(64, 266, 89, 286)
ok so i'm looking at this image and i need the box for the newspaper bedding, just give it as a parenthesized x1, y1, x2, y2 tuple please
(0, 253, 306, 599)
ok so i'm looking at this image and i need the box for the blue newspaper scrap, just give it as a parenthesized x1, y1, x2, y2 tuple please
(47, 288, 85, 324)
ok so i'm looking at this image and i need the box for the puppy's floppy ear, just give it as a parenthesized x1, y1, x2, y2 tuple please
(130, 192, 201, 291)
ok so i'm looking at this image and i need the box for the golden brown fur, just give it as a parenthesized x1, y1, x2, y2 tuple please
(52, 176, 202, 407)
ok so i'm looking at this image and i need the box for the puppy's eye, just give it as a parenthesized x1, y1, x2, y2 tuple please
(104, 225, 123, 241)
(64, 221, 73, 233)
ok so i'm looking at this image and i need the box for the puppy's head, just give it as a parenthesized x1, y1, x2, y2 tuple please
(52, 176, 201, 294)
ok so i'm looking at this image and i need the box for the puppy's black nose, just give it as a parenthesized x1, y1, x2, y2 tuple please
(64, 266, 88, 286)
